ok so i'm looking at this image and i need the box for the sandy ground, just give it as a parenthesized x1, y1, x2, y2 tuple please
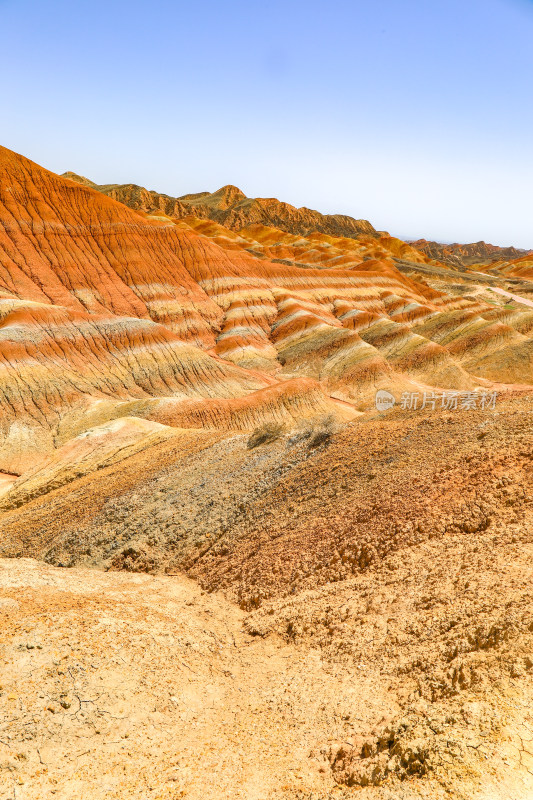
(0, 474, 17, 498)
(1, 548, 533, 800)
(0, 558, 390, 800)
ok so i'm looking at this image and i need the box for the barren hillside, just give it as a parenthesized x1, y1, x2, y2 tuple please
(0, 145, 532, 799)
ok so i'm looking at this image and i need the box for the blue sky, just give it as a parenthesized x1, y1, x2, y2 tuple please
(1, 0, 532, 246)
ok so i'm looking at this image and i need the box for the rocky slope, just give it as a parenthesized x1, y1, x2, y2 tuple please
(0, 392, 532, 799)
(1, 144, 532, 470)
(497, 253, 533, 281)
(62, 173, 379, 239)
(1, 144, 533, 799)
(409, 239, 532, 269)
(64, 172, 533, 273)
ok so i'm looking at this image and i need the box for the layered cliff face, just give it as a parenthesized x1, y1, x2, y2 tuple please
(2, 146, 533, 800)
(175, 216, 436, 268)
(1, 144, 533, 477)
(0, 146, 279, 471)
(497, 253, 533, 280)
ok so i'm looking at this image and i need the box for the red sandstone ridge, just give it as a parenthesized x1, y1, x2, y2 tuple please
(496, 252, 533, 280)
(66, 169, 533, 274)
(2, 148, 223, 342)
(1, 147, 532, 800)
(173, 217, 436, 270)
(2, 144, 533, 475)
(62, 173, 379, 240)
(409, 238, 533, 268)
(0, 146, 266, 469)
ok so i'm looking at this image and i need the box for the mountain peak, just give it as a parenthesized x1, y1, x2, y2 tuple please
(209, 185, 247, 208)
(61, 171, 97, 187)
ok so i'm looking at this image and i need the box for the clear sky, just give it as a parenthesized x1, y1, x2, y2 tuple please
(1, 0, 532, 247)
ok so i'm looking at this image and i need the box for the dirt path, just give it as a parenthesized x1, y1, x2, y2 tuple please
(476, 284, 533, 308)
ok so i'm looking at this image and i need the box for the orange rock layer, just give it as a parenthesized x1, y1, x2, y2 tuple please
(1, 145, 532, 475)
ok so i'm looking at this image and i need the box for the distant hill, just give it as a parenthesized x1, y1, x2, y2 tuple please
(409, 238, 532, 268)
(62, 173, 379, 240)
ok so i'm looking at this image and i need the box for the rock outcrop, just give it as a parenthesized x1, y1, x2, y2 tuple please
(62, 173, 379, 239)
(410, 238, 532, 268)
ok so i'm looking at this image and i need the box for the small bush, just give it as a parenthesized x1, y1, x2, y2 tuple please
(289, 414, 336, 448)
(247, 421, 285, 449)
(308, 414, 336, 448)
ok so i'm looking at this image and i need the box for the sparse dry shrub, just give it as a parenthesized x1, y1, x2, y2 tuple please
(288, 414, 337, 448)
(308, 414, 336, 448)
(247, 421, 285, 449)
